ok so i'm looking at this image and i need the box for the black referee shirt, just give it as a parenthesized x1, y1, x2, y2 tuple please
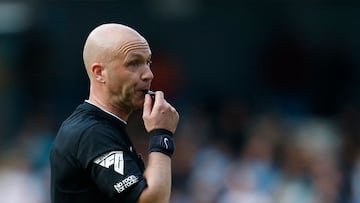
(50, 102, 147, 203)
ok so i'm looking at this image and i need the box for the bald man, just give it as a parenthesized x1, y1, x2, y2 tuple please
(50, 23, 179, 203)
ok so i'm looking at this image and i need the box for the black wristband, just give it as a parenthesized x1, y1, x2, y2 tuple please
(148, 129, 175, 157)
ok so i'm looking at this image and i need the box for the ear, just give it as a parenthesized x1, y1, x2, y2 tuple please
(91, 63, 105, 83)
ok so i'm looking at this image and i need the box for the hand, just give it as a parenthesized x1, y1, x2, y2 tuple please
(142, 91, 179, 134)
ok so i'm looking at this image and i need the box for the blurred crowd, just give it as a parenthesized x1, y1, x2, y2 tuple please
(2, 97, 360, 203)
(2, 54, 360, 203)
(168, 104, 354, 203)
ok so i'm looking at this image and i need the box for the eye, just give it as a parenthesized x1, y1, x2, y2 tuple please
(128, 60, 141, 67)
(147, 59, 152, 65)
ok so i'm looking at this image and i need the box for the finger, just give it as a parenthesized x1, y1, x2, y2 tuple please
(153, 91, 164, 107)
(143, 94, 152, 117)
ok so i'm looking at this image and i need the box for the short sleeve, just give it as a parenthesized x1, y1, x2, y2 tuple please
(76, 123, 147, 202)
(90, 150, 147, 202)
(77, 123, 128, 169)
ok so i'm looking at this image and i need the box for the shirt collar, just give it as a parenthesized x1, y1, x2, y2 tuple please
(85, 100, 127, 125)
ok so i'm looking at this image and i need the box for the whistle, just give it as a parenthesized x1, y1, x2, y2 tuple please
(146, 90, 155, 101)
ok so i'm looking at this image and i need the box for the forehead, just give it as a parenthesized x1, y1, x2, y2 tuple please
(118, 39, 151, 59)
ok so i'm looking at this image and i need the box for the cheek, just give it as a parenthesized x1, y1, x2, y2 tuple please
(107, 76, 123, 90)
(107, 69, 126, 86)
(106, 68, 138, 93)
(105, 76, 126, 96)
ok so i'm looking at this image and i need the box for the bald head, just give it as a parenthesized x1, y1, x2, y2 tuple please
(82, 23, 148, 77)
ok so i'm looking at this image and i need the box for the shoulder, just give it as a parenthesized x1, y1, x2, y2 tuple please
(52, 103, 129, 163)
(80, 122, 127, 147)
(57, 102, 127, 144)
(76, 123, 130, 168)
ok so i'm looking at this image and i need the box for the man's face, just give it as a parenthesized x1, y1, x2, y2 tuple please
(104, 40, 153, 111)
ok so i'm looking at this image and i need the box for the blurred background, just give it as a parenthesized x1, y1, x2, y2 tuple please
(1, 0, 360, 202)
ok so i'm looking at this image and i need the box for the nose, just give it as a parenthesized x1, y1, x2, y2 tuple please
(141, 66, 154, 82)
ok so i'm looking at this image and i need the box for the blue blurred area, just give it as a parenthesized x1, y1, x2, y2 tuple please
(1, 1, 360, 202)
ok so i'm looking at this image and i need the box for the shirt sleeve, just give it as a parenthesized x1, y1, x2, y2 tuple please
(77, 123, 147, 202)
(90, 150, 147, 202)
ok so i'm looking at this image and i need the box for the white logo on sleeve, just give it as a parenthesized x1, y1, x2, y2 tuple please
(114, 175, 139, 193)
(93, 151, 124, 175)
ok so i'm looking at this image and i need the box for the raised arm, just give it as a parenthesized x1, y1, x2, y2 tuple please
(138, 91, 179, 203)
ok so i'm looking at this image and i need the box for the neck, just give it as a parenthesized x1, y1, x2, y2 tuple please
(88, 91, 131, 121)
